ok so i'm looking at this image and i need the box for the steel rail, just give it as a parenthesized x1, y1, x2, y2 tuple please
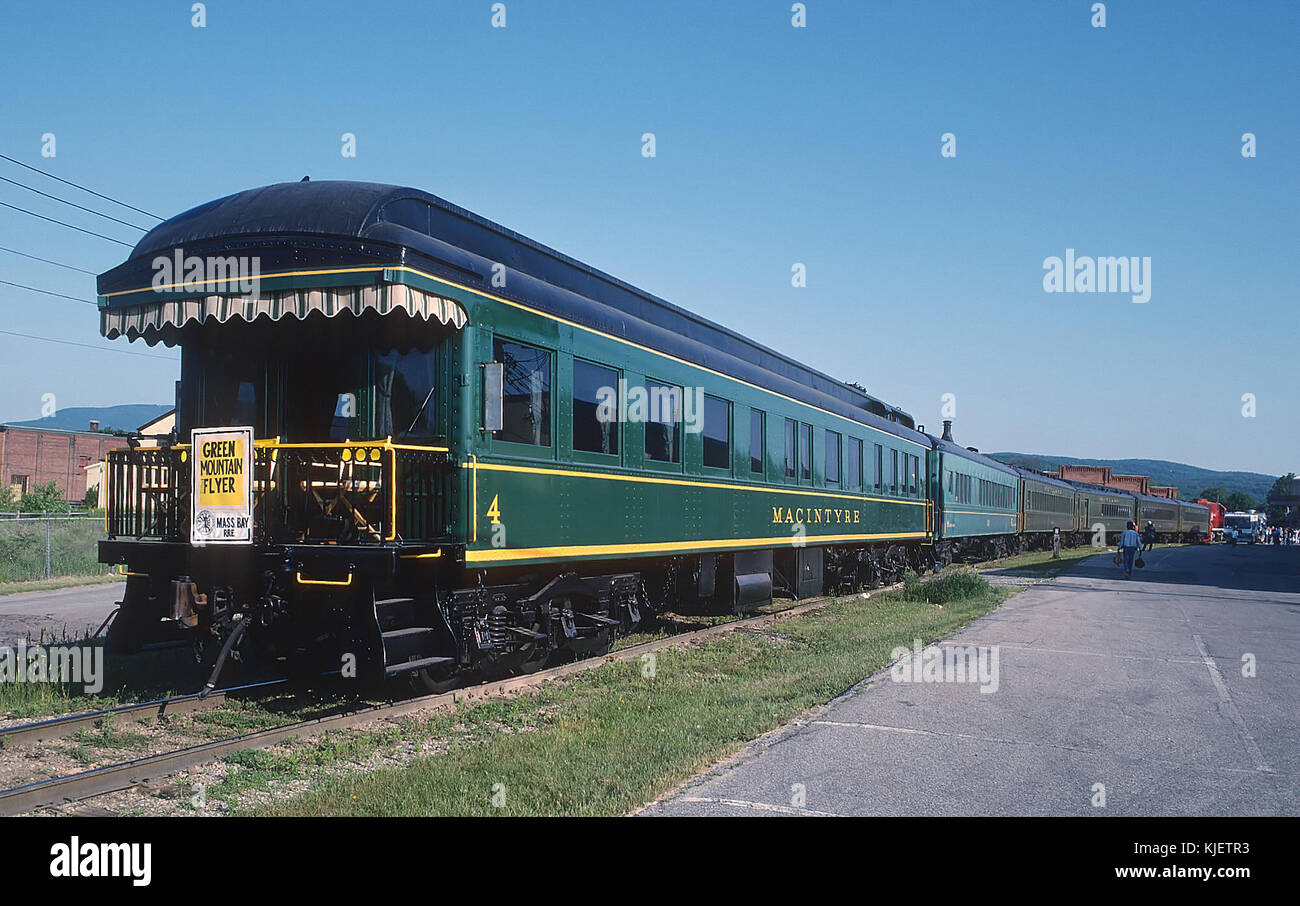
(0, 679, 289, 750)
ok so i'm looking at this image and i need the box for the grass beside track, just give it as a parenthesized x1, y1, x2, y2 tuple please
(0, 642, 203, 721)
(251, 571, 1008, 817)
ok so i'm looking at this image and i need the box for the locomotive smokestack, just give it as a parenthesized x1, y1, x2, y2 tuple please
(941, 420, 953, 442)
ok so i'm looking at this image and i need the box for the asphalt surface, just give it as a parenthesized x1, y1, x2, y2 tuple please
(642, 544, 1300, 816)
(0, 581, 124, 645)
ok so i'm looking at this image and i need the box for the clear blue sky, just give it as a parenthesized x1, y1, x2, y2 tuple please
(1, 0, 1295, 475)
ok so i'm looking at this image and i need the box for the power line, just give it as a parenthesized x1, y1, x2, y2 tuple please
(0, 278, 96, 305)
(0, 200, 134, 247)
(0, 327, 176, 361)
(0, 245, 97, 275)
(0, 153, 162, 221)
(0, 174, 149, 231)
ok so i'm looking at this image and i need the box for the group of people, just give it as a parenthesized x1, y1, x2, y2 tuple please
(1259, 526, 1298, 545)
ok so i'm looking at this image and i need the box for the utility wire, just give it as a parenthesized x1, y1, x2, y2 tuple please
(0, 245, 97, 275)
(0, 200, 134, 247)
(0, 278, 96, 305)
(0, 174, 149, 231)
(0, 327, 176, 361)
(0, 153, 162, 221)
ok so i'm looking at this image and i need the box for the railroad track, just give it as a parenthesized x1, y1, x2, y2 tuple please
(0, 679, 288, 750)
(0, 592, 873, 816)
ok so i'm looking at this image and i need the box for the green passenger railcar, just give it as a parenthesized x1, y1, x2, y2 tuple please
(1071, 483, 1136, 544)
(930, 431, 1019, 560)
(94, 181, 946, 687)
(1015, 469, 1077, 548)
(455, 298, 931, 576)
(1136, 494, 1180, 540)
(1177, 500, 1210, 542)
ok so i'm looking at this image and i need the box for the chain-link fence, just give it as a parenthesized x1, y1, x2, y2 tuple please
(0, 514, 111, 584)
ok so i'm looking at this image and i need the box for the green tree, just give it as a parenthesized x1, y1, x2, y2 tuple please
(18, 481, 70, 514)
(1196, 485, 1229, 502)
(0, 484, 15, 511)
(1266, 473, 1297, 526)
(1225, 491, 1257, 512)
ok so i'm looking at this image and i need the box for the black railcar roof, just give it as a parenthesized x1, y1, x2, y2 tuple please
(104, 180, 920, 438)
(922, 437, 1020, 478)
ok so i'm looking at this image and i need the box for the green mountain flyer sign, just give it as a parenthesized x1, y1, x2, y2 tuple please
(190, 426, 254, 544)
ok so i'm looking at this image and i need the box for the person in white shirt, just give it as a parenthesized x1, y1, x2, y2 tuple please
(1119, 521, 1142, 578)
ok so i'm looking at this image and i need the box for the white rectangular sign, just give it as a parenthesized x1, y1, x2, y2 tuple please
(190, 426, 254, 544)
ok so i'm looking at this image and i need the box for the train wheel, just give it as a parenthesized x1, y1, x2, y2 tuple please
(412, 663, 461, 695)
(513, 615, 551, 676)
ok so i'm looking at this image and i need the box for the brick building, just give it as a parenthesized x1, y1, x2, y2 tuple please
(1054, 464, 1178, 498)
(1107, 474, 1152, 495)
(1056, 464, 1113, 485)
(0, 421, 130, 503)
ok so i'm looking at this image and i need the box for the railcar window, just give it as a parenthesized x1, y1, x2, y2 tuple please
(750, 409, 765, 474)
(952, 472, 972, 504)
(873, 444, 882, 491)
(825, 430, 841, 484)
(702, 395, 731, 469)
(373, 348, 437, 440)
(572, 359, 619, 455)
(908, 455, 919, 496)
(284, 360, 362, 443)
(890, 450, 899, 495)
(800, 423, 812, 481)
(847, 438, 861, 489)
(784, 419, 796, 478)
(198, 348, 271, 437)
(644, 380, 682, 463)
(493, 338, 552, 447)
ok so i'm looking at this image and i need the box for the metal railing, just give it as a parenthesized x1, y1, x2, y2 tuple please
(104, 440, 452, 545)
(105, 447, 186, 540)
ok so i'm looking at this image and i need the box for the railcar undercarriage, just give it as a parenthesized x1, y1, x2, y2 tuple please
(101, 536, 979, 692)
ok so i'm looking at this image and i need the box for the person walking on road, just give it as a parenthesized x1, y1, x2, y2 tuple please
(1142, 521, 1156, 552)
(1119, 521, 1142, 579)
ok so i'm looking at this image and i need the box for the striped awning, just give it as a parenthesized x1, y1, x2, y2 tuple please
(100, 283, 468, 346)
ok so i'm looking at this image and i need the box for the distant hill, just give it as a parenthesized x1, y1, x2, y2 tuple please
(988, 453, 1275, 502)
(3, 404, 172, 434)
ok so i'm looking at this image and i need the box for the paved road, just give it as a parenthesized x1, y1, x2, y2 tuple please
(642, 544, 1300, 816)
(0, 582, 124, 645)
